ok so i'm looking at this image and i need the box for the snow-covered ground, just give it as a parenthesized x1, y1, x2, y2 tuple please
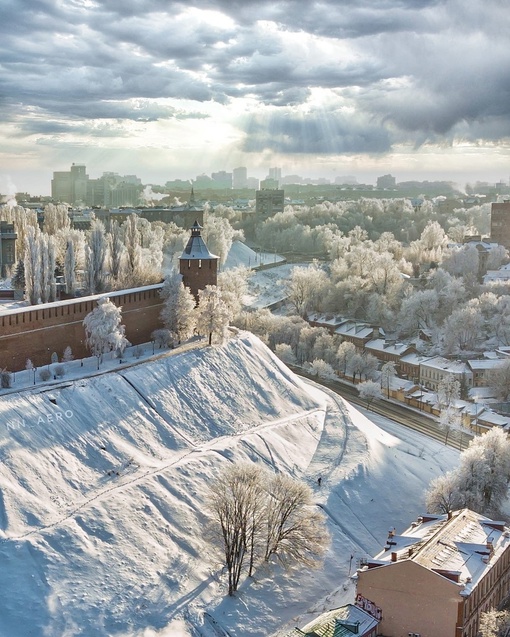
(0, 331, 458, 637)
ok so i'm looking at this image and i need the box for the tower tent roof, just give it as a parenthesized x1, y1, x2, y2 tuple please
(180, 221, 219, 260)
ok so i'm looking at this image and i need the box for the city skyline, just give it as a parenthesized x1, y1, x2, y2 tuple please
(1, 0, 509, 196)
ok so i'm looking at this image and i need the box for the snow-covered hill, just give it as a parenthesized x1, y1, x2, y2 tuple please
(0, 332, 458, 636)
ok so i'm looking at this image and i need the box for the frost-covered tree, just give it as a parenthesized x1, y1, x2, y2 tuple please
(398, 289, 440, 336)
(440, 304, 484, 354)
(287, 261, 329, 317)
(24, 225, 41, 304)
(43, 203, 70, 236)
(336, 341, 356, 375)
(64, 238, 76, 295)
(151, 328, 173, 349)
(437, 374, 461, 410)
(39, 233, 56, 303)
(489, 359, 510, 401)
(196, 285, 231, 345)
(420, 220, 448, 251)
(263, 472, 328, 567)
(162, 282, 197, 344)
(122, 213, 142, 283)
(425, 471, 464, 514)
(218, 267, 251, 319)
(460, 427, 510, 513)
(160, 271, 197, 343)
(108, 221, 124, 285)
(85, 219, 107, 294)
(358, 380, 382, 408)
(438, 406, 463, 446)
(307, 359, 335, 379)
(479, 609, 510, 637)
(275, 343, 297, 365)
(62, 346, 74, 363)
(426, 428, 510, 516)
(203, 215, 238, 266)
(380, 361, 397, 398)
(83, 297, 130, 363)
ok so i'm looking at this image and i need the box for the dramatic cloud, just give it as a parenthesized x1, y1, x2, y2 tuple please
(1, 0, 509, 191)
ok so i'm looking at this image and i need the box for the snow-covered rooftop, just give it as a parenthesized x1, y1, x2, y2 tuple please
(365, 338, 413, 356)
(421, 356, 469, 374)
(368, 509, 510, 593)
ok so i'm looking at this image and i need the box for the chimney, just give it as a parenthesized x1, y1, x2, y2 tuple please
(391, 552, 397, 562)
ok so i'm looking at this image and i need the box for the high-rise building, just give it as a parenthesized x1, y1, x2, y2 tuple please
(255, 187, 284, 221)
(268, 167, 282, 184)
(490, 201, 510, 249)
(376, 174, 396, 189)
(51, 163, 89, 204)
(232, 167, 248, 189)
(211, 170, 233, 189)
(51, 165, 142, 207)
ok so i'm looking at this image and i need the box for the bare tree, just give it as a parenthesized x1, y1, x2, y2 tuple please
(263, 473, 329, 568)
(207, 465, 329, 595)
(207, 464, 265, 595)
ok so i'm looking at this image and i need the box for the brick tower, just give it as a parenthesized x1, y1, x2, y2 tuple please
(179, 221, 219, 300)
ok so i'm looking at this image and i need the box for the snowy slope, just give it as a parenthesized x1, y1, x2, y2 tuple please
(0, 332, 458, 637)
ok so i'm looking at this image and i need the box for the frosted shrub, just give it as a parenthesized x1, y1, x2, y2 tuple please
(1, 370, 12, 389)
(39, 369, 51, 382)
(54, 364, 65, 378)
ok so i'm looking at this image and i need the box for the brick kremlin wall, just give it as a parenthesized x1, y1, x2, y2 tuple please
(0, 284, 165, 371)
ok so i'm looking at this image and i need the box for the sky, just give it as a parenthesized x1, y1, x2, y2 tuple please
(1, 0, 510, 195)
(0, 330, 459, 636)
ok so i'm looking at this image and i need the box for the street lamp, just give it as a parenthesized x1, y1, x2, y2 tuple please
(11, 356, 16, 382)
(33, 366, 37, 385)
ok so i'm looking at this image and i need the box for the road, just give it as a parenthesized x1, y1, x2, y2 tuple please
(292, 367, 471, 451)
